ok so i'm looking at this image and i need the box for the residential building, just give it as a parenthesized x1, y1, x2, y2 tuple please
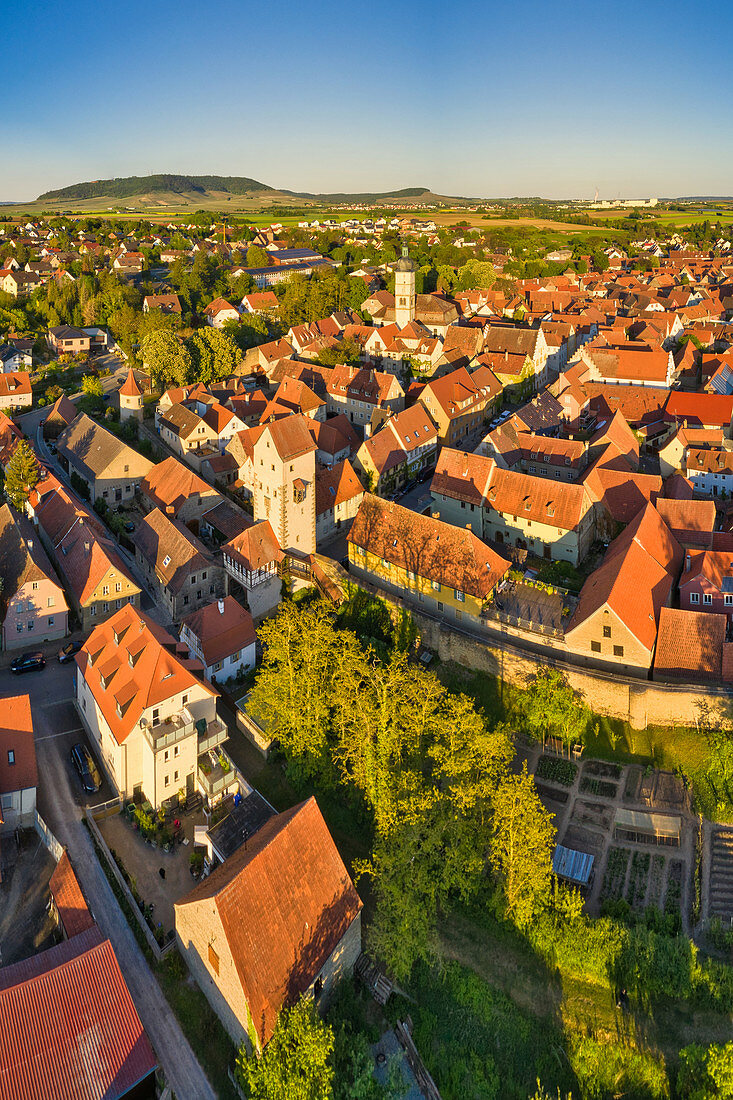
(140, 456, 223, 532)
(0, 503, 68, 650)
(204, 297, 240, 328)
(685, 445, 733, 497)
(0, 371, 32, 412)
(56, 414, 153, 505)
(431, 449, 595, 566)
(347, 494, 510, 623)
(174, 797, 362, 1050)
(134, 508, 227, 620)
(655, 498, 716, 549)
(43, 394, 78, 439)
(418, 367, 496, 449)
(157, 402, 220, 460)
(30, 476, 141, 630)
(325, 364, 404, 429)
(354, 404, 438, 495)
(0, 695, 37, 833)
(0, 342, 32, 373)
(180, 596, 256, 682)
(315, 459, 364, 543)
(221, 519, 283, 620)
(76, 604, 226, 808)
(46, 325, 92, 356)
(653, 607, 731, 684)
(143, 293, 182, 315)
(565, 504, 683, 672)
(679, 550, 733, 618)
(482, 325, 550, 394)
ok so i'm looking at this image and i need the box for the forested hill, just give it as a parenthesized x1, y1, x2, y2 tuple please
(37, 175, 447, 204)
(38, 174, 272, 201)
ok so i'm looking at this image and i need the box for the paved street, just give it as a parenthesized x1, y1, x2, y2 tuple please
(0, 663, 217, 1100)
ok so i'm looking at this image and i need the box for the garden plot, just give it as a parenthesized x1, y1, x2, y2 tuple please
(624, 766, 690, 813)
(561, 823, 606, 858)
(600, 846, 631, 902)
(664, 859, 685, 919)
(535, 781, 569, 820)
(646, 854, 666, 909)
(570, 799, 615, 834)
(625, 851, 651, 911)
(535, 756, 577, 787)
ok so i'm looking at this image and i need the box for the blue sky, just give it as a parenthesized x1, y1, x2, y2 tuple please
(4, 0, 733, 201)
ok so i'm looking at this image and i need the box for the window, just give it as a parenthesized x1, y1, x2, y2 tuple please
(213, 661, 222, 672)
(182, 694, 188, 706)
(31, 581, 38, 590)
(725, 595, 733, 607)
(47, 616, 54, 626)
(603, 625, 611, 639)
(591, 641, 601, 653)
(174, 746, 180, 757)
(437, 601, 444, 611)
(230, 650, 240, 663)
(162, 555, 171, 568)
(202, 571, 207, 580)
(208, 943, 220, 975)
(690, 592, 700, 604)
(613, 645, 624, 658)
(16, 623, 22, 633)
(431, 580, 440, 591)
(164, 775, 170, 787)
(704, 594, 713, 605)
(454, 589, 465, 603)
(27, 620, 34, 630)
(115, 582, 121, 592)
(152, 708, 160, 726)
(190, 575, 197, 586)
(47, 596, 55, 607)
(164, 750, 169, 762)
(8, 750, 14, 766)
(174, 770, 179, 782)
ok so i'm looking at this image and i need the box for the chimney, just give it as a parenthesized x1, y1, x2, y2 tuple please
(218, 599, 225, 614)
(84, 541, 90, 553)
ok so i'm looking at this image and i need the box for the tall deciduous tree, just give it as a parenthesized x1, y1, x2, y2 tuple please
(522, 667, 589, 749)
(490, 763, 556, 928)
(140, 330, 192, 388)
(4, 439, 40, 511)
(677, 1041, 733, 1100)
(236, 997, 334, 1100)
(187, 327, 239, 384)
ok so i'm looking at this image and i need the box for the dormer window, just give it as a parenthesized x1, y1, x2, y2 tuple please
(163, 555, 171, 568)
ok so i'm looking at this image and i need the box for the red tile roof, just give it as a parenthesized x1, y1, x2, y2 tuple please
(223, 519, 283, 573)
(49, 852, 95, 939)
(118, 368, 143, 398)
(654, 607, 726, 682)
(655, 499, 716, 548)
(77, 604, 215, 745)
(181, 596, 255, 667)
(0, 695, 37, 795)
(0, 930, 156, 1100)
(315, 460, 364, 516)
(140, 456, 218, 515)
(176, 797, 362, 1048)
(666, 391, 733, 428)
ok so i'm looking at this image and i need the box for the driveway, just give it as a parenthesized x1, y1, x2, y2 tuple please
(0, 665, 216, 1100)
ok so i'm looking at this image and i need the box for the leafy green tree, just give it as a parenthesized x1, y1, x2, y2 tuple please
(677, 1042, 733, 1100)
(490, 763, 555, 928)
(236, 997, 334, 1100)
(187, 328, 239, 384)
(81, 374, 103, 397)
(521, 668, 589, 749)
(316, 337, 362, 367)
(246, 245, 270, 268)
(4, 439, 40, 510)
(591, 249, 610, 272)
(140, 330, 192, 389)
(248, 601, 353, 784)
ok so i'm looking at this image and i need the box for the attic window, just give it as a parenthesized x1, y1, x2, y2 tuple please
(162, 555, 171, 568)
(162, 671, 173, 681)
(7, 750, 14, 766)
(547, 505, 555, 517)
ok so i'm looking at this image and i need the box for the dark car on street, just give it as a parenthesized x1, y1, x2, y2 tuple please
(58, 641, 82, 663)
(70, 743, 101, 794)
(10, 651, 46, 674)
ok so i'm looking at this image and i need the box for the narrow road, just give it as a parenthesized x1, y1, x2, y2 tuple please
(30, 685, 217, 1100)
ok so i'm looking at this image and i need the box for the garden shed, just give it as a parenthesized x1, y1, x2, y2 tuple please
(552, 844, 594, 886)
(613, 808, 681, 847)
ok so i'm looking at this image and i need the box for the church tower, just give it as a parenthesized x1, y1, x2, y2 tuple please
(394, 246, 416, 328)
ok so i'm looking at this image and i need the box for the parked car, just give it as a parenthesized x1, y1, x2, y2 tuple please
(123, 520, 135, 533)
(10, 651, 46, 675)
(70, 743, 101, 794)
(58, 641, 82, 663)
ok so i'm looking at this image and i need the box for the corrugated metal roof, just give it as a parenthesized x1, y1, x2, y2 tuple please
(0, 934, 156, 1100)
(615, 808, 681, 837)
(552, 845, 594, 885)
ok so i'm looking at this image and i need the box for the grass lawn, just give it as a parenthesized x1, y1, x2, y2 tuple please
(393, 906, 733, 1100)
(156, 952, 240, 1100)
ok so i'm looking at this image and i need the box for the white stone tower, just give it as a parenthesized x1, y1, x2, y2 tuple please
(118, 368, 144, 422)
(394, 246, 416, 328)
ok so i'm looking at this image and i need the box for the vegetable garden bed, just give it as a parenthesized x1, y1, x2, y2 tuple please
(626, 852, 650, 911)
(536, 756, 577, 787)
(601, 846, 631, 902)
(580, 777, 617, 799)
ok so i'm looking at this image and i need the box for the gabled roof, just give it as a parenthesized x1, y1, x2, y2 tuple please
(0, 504, 65, 612)
(654, 607, 726, 682)
(181, 596, 255, 667)
(56, 414, 153, 482)
(655, 498, 716, 547)
(223, 519, 283, 573)
(315, 460, 364, 516)
(175, 797, 362, 1047)
(258, 414, 316, 462)
(348, 494, 509, 598)
(0, 695, 37, 795)
(77, 604, 216, 745)
(567, 504, 683, 653)
(140, 456, 220, 516)
(135, 508, 213, 594)
(0, 931, 156, 1100)
(49, 852, 95, 939)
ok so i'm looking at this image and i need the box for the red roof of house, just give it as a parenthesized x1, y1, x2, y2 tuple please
(48, 852, 95, 939)
(180, 595, 255, 667)
(666, 391, 733, 428)
(0, 695, 37, 795)
(175, 797, 362, 1047)
(0, 929, 156, 1100)
(654, 607, 726, 682)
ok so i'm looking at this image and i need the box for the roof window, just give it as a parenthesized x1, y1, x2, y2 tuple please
(162, 555, 171, 568)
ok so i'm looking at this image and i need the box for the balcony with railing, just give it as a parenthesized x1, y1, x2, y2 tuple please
(197, 746, 240, 806)
(142, 711, 227, 754)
